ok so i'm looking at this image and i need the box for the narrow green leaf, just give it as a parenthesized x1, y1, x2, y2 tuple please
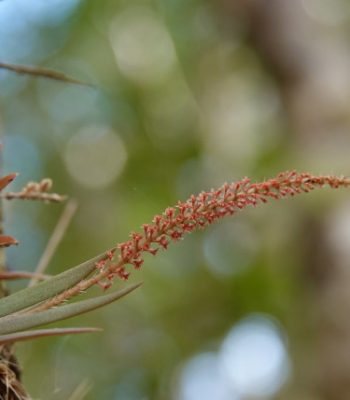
(0, 249, 115, 318)
(0, 327, 102, 345)
(0, 282, 141, 334)
(0, 62, 90, 86)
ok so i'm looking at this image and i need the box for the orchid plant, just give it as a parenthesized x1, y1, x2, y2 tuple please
(0, 61, 348, 399)
(0, 170, 348, 341)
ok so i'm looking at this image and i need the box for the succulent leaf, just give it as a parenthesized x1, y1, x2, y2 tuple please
(0, 282, 141, 334)
(0, 327, 102, 344)
(0, 250, 115, 317)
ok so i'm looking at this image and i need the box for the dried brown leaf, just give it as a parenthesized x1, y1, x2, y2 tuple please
(0, 62, 90, 86)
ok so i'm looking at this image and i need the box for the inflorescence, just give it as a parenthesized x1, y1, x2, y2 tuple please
(35, 171, 350, 310)
(103, 171, 350, 284)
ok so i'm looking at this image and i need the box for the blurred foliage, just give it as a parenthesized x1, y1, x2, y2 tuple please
(1, 0, 350, 399)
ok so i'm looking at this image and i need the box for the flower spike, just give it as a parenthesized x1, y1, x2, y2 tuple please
(34, 171, 350, 312)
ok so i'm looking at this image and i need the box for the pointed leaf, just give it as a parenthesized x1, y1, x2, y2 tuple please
(0, 249, 115, 317)
(0, 327, 102, 345)
(0, 173, 18, 191)
(0, 235, 18, 248)
(0, 282, 141, 334)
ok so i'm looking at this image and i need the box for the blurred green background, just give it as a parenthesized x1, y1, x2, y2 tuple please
(1, 0, 350, 399)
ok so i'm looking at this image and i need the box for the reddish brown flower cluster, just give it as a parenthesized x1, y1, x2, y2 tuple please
(36, 171, 350, 309)
(101, 171, 350, 282)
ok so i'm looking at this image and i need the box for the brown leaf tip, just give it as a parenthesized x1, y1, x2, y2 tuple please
(0, 235, 19, 247)
(0, 173, 19, 191)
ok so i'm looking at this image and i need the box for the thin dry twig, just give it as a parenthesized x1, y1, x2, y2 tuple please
(29, 199, 78, 287)
(2, 192, 66, 202)
(0, 271, 50, 281)
(1, 178, 67, 203)
(0, 62, 90, 86)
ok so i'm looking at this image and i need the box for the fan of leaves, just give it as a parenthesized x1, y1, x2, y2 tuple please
(0, 172, 140, 344)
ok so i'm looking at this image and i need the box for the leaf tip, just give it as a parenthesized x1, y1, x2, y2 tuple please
(0, 235, 19, 248)
(0, 172, 19, 191)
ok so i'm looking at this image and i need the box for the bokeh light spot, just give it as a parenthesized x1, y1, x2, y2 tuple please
(219, 314, 290, 398)
(177, 353, 238, 400)
(203, 220, 259, 277)
(327, 202, 350, 262)
(64, 126, 127, 189)
(109, 7, 176, 85)
(302, 0, 350, 26)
